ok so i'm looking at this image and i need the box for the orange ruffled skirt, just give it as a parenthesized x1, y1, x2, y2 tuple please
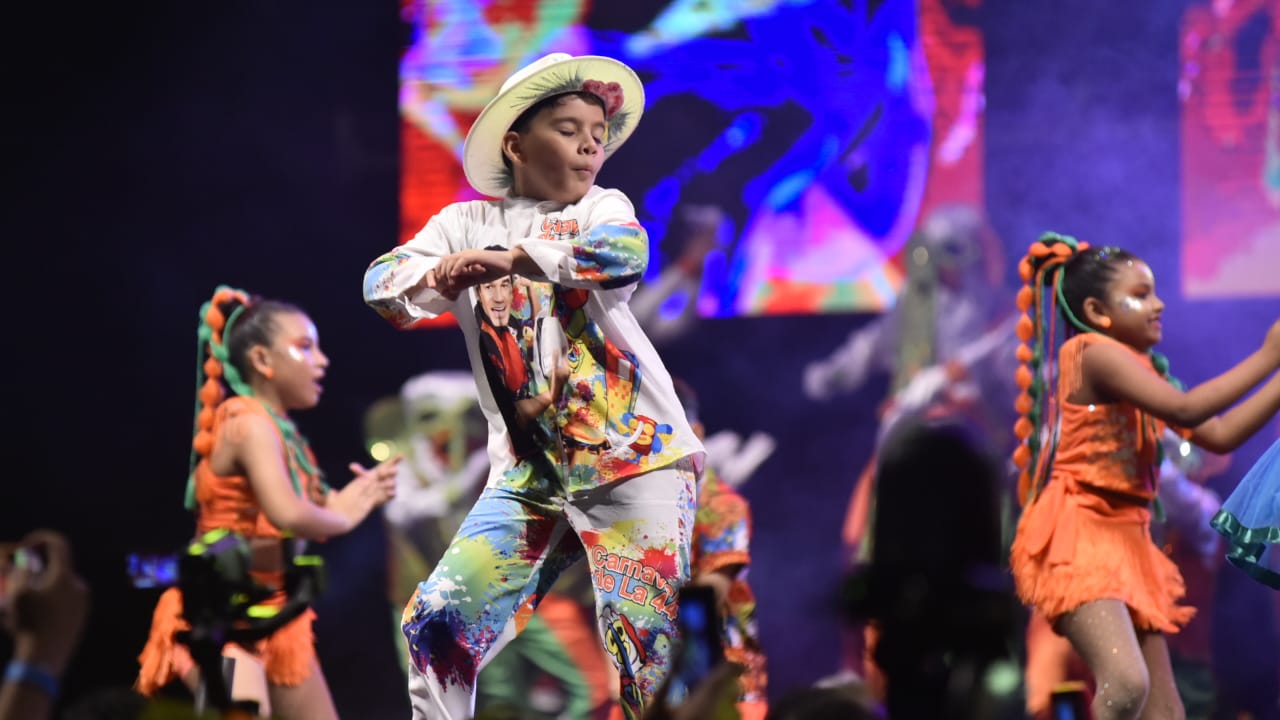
(1010, 477, 1194, 633)
(135, 587, 318, 694)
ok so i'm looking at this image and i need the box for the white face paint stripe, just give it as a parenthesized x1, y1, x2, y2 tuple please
(1117, 295, 1144, 313)
(286, 319, 322, 363)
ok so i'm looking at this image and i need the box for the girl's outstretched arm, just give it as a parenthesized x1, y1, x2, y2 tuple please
(1084, 320, 1280, 451)
(1189, 372, 1280, 453)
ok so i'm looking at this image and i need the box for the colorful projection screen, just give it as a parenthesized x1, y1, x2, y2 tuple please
(1179, 0, 1280, 298)
(399, 0, 987, 317)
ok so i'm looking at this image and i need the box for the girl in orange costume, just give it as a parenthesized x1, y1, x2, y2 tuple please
(134, 286, 399, 720)
(1008, 234, 1280, 720)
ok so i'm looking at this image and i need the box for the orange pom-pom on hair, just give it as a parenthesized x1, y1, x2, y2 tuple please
(1015, 365, 1033, 389)
(199, 379, 223, 408)
(1013, 444, 1031, 469)
(205, 306, 225, 333)
(1016, 285, 1034, 312)
(193, 431, 214, 457)
(1016, 314, 1034, 341)
(1077, 241, 1089, 251)
(1014, 417, 1034, 440)
(1051, 242, 1073, 257)
(1029, 242, 1052, 258)
(1018, 258, 1034, 282)
(1015, 391, 1033, 415)
(1016, 343, 1033, 363)
(197, 407, 214, 430)
(203, 357, 222, 378)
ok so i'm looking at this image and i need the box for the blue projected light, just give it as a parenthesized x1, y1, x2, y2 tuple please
(595, 0, 933, 315)
(127, 553, 179, 589)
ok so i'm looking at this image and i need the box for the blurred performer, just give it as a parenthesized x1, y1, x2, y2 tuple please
(1157, 432, 1230, 720)
(674, 377, 773, 720)
(1208, 420, 1280, 720)
(804, 204, 1016, 557)
(847, 419, 1025, 720)
(365, 371, 612, 719)
(802, 203, 1017, 692)
(629, 204, 727, 348)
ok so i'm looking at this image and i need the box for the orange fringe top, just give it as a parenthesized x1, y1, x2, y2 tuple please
(191, 397, 327, 539)
(1051, 333, 1168, 501)
(136, 397, 327, 693)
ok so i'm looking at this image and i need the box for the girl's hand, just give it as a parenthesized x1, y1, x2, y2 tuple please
(1264, 319, 1280, 365)
(327, 457, 401, 531)
(350, 457, 401, 505)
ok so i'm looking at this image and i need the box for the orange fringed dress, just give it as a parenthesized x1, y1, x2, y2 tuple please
(1010, 333, 1194, 633)
(136, 396, 327, 693)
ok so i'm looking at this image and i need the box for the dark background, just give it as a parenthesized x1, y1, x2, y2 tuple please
(5, 1, 1279, 718)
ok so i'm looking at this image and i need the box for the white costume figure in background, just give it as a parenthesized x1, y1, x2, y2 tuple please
(804, 203, 1017, 449)
(628, 204, 778, 480)
(801, 204, 1015, 691)
(628, 204, 728, 348)
(382, 372, 491, 534)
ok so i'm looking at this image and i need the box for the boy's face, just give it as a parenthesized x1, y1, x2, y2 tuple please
(505, 95, 607, 204)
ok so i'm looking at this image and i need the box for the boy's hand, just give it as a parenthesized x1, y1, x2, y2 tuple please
(431, 250, 513, 298)
(425, 267, 461, 301)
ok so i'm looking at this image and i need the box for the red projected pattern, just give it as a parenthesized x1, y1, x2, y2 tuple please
(1180, 0, 1280, 298)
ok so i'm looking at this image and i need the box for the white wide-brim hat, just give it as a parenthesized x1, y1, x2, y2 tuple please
(462, 53, 645, 198)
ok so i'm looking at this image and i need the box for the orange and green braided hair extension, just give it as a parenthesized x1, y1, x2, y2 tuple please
(1012, 233, 1085, 505)
(186, 286, 254, 509)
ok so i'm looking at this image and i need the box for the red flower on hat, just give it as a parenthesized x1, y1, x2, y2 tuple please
(581, 79, 625, 118)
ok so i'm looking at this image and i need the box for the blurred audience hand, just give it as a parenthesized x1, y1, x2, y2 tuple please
(644, 661, 743, 720)
(1, 529, 89, 675)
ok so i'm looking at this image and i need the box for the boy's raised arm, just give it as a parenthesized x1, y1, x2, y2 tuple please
(364, 212, 460, 327)
(514, 189, 648, 290)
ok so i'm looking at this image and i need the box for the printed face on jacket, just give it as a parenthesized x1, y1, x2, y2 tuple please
(477, 276, 514, 328)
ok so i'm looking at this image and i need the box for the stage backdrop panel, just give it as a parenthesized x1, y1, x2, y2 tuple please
(1179, 0, 1280, 298)
(398, 0, 987, 319)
